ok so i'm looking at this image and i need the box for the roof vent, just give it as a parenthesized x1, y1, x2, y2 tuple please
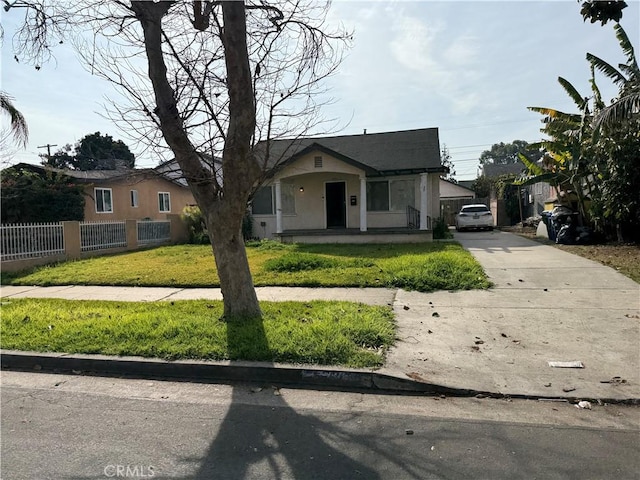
(314, 156, 323, 168)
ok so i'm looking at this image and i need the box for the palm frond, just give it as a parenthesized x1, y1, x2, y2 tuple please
(589, 64, 605, 111)
(587, 53, 627, 86)
(528, 106, 582, 122)
(513, 171, 559, 187)
(518, 152, 544, 175)
(558, 77, 587, 110)
(619, 63, 639, 81)
(614, 23, 638, 75)
(593, 91, 640, 130)
(0, 91, 29, 148)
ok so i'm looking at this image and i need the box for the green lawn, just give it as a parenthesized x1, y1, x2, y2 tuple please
(0, 298, 394, 368)
(1, 241, 491, 292)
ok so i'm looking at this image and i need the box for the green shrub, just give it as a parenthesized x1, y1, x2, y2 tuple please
(246, 239, 292, 250)
(180, 205, 209, 244)
(433, 216, 453, 239)
(264, 252, 338, 272)
(242, 210, 254, 240)
(1, 166, 85, 223)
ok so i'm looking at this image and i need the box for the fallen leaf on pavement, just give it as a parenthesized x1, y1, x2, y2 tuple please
(406, 372, 426, 382)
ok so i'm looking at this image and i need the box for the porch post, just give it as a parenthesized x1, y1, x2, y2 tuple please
(359, 176, 367, 232)
(419, 173, 428, 230)
(275, 180, 283, 234)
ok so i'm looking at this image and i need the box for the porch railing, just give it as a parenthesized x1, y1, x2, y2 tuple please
(406, 206, 432, 230)
(0, 222, 64, 261)
(407, 206, 420, 229)
(80, 221, 127, 252)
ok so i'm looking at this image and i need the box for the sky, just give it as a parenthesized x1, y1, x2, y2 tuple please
(1, 0, 638, 180)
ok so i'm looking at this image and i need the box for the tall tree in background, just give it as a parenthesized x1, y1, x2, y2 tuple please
(440, 144, 456, 182)
(579, 0, 627, 25)
(1, 165, 85, 223)
(479, 140, 542, 166)
(43, 132, 136, 170)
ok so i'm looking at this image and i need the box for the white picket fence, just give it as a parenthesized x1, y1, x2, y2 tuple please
(1, 220, 172, 261)
(0, 223, 65, 261)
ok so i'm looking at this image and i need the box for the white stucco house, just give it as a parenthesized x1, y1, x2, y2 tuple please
(250, 128, 446, 243)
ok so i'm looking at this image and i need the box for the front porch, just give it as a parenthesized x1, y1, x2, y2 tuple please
(276, 226, 433, 244)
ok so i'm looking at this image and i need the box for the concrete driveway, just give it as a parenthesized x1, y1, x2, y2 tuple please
(381, 230, 640, 400)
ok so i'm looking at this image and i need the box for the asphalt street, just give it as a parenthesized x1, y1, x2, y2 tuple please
(2, 371, 639, 480)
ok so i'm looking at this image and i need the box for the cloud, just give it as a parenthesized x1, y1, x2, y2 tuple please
(388, 10, 483, 115)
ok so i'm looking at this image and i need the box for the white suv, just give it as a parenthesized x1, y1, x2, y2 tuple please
(455, 204, 494, 231)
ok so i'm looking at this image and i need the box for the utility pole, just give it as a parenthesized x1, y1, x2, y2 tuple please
(37, 144, 58, 162)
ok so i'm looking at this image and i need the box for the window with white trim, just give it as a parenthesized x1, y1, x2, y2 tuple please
(366, 181, 389, 211)
(95, 188, 113, 213)
(390, 179, 415, 211)
(252, 186, 274, 214)
(130, 190, 139, 208)
(281, 183, 295, 214)
(251, 184, 296, 215)
(158, 192, 171, 212)
(367, 179, 415, 211)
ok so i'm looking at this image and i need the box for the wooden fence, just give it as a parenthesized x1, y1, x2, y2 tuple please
(440, 197, 490, 225)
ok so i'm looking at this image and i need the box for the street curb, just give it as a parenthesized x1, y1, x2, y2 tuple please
(3, 351, 638, 404)
(1, 350, 474, 396)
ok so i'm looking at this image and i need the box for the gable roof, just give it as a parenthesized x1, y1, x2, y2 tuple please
(439, 178, 475, 199)
(262, 127, 444, 176)
(482, 161, 526, 178)
(4, 162, 189, 188)
(155, 155, 221, 187)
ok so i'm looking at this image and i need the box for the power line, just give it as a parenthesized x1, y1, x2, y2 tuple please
(37, 143, 58, 159)
(446, 143, 493, 150)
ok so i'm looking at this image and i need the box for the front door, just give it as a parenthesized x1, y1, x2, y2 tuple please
(325, 182, 346, 229)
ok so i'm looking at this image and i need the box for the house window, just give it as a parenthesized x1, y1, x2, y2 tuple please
(130, 190, 139, 208)
(95, 188, 113, 213)
(251, 184, 295, 215)
(252, 186, 274, 214)
(314, 156, 323, 168)
(366, 181, 389, 211)
(158, 192, 171, 212)
(367, 179, 415, 212)
(281, 183, 295, 215)
(390, 179, 415, 211)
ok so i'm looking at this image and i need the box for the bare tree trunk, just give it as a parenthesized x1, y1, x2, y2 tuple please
(132, 1, 261, 319)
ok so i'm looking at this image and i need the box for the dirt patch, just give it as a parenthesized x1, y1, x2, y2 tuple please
(501, 226, 640, 284)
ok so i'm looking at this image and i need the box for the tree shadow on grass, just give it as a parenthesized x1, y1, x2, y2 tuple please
(187, 315, 381, 480)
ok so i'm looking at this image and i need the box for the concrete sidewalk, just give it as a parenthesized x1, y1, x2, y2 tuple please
(2, 230, 639, 401)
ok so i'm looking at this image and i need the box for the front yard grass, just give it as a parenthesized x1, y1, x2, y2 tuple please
(1, 241, 491, 292)
(0, 298, 394, 368)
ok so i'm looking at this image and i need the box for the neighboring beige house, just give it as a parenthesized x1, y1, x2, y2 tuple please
(15, 163, 196, 222)
(76, 169, 195, 222)
(250, 128, 446, 243)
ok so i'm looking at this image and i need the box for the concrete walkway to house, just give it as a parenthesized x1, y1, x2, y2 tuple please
(1, 230, 638, 401)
